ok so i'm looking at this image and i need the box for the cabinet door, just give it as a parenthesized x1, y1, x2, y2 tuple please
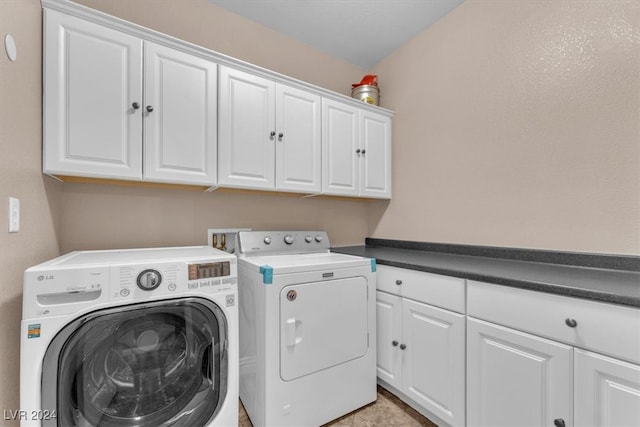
(467, 318, 572, 427)
(403, 299, 466, 426)
(143, 42, 217, 186)
(360, 110, 391, 198)
(218, 66, 275, 190)
(322, 99, 359, 196)
(376, 291, 402, 389)
(43, 10, 143, 180)
(575, 349, 640, 427)
(275, 84, 321, 193)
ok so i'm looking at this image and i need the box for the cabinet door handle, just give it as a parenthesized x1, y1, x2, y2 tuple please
(146, 105, 154, 112)
(270, 131, 276, 139)
(356, 148, 361, 155)
(395, 279, 402, 285)
(361, 149, 366, 155)
(131, 102, 140, 110)
(554, 419, 566, 427)
(392, 340, 398, 347)
(400, 344, 407, 350)
(278, 132, 284, 141)
(565, 318, 578, 328)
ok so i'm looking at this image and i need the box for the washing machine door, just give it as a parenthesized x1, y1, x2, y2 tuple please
(41, 297, 228, 427)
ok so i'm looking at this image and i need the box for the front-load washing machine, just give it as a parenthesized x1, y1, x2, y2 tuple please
(237, 231, 377, 426)
(20, 246, 238, 427)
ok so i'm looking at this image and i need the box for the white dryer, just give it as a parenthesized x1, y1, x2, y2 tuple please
(237, 231, 377, 426)
(20, 246, 238, 427)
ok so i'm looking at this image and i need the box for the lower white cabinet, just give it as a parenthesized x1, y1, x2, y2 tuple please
(467, 317, 573, 427)
(468, 280, 640, 427)
(574, 349, 640, 427)
(376, 265, 465, 426)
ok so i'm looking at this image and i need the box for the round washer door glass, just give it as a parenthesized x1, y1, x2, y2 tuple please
(41, 298, 228, 427)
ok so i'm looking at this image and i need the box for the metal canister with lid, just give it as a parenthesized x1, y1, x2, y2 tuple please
(351, 75, 380, 105)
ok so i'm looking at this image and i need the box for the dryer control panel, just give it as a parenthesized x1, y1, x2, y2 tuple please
(238, 231, 330, 256)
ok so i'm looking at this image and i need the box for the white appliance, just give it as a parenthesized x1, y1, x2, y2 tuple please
(20, 246, 238, 427)
(237, 231, 377, 426)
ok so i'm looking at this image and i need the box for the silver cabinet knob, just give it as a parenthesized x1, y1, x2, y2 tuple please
(356, 148, 361, 154)
(361, 149, 366, 155)
(392, 340, 399, 347)
(554, 419, 566, 427)
(264, 236, 272, 245)
(132, 102, 140, 110)
(565, 318, 578, 328)
(396, 280, 402, 285)
(305, 235, 313, 243)
(284, 235, 294, 245)
(278, 132, 284, 141)
(146, 105, 154, 112)
(270, 131, 276, 139)
(400, 344, 407, 350)
(315, 235, 323, 243)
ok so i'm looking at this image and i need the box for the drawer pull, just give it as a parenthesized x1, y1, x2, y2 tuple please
(392, 340, 399, 347)
(400, 344, 407, 350)
(395, 280, 402, 285)
(565, 318, 578, 328)
(554, 419, 566, 427)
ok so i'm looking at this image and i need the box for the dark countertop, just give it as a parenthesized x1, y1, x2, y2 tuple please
(332, 244, 640, 308)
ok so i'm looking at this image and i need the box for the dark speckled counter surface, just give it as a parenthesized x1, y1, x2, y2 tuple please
(332, 239, 640, 308)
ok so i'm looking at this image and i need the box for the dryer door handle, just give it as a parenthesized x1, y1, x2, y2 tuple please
(286, 318, 297, 347)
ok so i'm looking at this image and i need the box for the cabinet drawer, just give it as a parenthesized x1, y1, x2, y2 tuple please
(468, 280, 640, 364)
(377, 265, 465, 313)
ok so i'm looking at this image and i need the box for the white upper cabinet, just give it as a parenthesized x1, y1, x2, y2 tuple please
(42, 3, 392, 194)
(218, 67, 275, 190)
(143, 42, 217, 185)
(218, 66, 321, 193)
(44, 9, 143, 180)
(43, 10, 218, 186)
(275, 84, 321, 193)
(322, 98, 391, 199)
(360, 109, 392, 198)
(322, 99, 359, 196)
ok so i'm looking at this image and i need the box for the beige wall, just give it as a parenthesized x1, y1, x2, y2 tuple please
(370, 0, 640, 255)
(73, 0, 365, 96)
(0, 0, 63, 422)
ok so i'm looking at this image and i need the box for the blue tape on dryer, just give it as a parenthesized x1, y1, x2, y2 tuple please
(370, 259, 377, 272)
(259, 265, 273, 284)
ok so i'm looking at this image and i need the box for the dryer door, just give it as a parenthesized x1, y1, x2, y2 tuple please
(41, 297, 228, 427)
(280, 276, 369, 381)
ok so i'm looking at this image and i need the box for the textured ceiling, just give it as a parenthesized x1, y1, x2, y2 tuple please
(209, 0, 465, 69)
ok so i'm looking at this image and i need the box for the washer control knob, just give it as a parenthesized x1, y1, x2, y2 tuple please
(264, 236, 272, 245)
(305, 235, 313, 243)
(284, 235, 294, 245)
(315, 235, 323, 243)
(137, 269, 162, 291)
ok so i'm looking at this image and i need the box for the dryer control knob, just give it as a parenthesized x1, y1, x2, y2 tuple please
(137, 269, 162, 291)
(305, 235, 313, 243)
(315, 235, 323, 243)
(284, 235, 294, 245)
(264, 236, 272, 245)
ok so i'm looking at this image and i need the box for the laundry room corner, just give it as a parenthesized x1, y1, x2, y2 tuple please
(0, 0, 63, 423)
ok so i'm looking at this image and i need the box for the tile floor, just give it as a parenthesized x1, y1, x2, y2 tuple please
(238, 386, 438, 427)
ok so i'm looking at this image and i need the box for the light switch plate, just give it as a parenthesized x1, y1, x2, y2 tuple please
(9, 197, 19, 232)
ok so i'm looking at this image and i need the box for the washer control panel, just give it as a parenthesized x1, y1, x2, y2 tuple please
(112, 259, 237, 302)
(238, 231, 330, 255)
